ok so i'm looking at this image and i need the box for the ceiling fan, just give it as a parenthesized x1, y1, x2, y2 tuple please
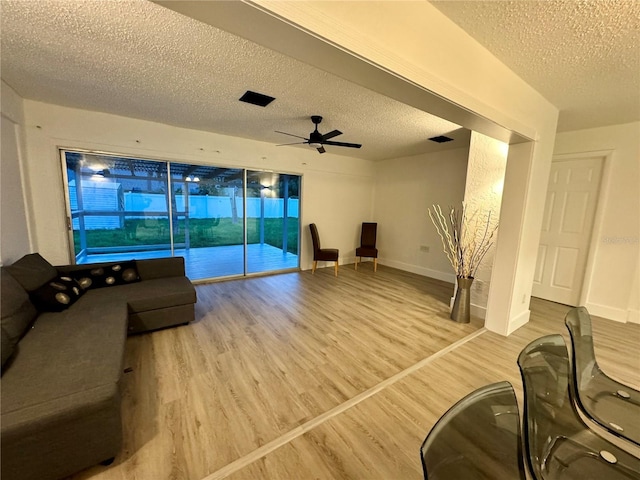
(276, 115, 362, 154)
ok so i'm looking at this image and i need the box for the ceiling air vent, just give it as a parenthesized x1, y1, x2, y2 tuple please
(239, 90, 275, 107)
(428, 135, 454, 143)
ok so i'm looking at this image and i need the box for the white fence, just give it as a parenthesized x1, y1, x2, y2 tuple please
(125, 193, 299, 219)
(71, 188, 299, 229)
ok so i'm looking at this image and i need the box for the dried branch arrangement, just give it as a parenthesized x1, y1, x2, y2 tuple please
(428, 204, 499, 278)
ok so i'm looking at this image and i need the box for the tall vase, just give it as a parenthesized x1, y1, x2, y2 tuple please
(451, 276, 474, 323)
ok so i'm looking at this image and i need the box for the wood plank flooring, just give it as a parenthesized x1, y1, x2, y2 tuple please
(69, 265, 640, 480)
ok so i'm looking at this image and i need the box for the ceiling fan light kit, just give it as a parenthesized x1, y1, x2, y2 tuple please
(276, 115, 362, 154)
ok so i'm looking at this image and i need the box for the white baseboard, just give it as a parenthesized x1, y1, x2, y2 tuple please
(378, 259, 456, 283)
(626, 309, 640, 324)
(507, 309, 531, 335)
(471, 303, 487, 320)
(584, 302, 627, 323)
(486, 309, 530, 336)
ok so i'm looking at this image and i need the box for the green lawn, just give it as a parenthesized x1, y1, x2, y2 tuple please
(74, 218, 299, 254)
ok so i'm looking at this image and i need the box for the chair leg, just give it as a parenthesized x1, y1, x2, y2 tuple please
(374, 258, 377, 272)
(334, 261, 339, 276)
(312, 260, 317, 274)
(355, 256, 358, 270)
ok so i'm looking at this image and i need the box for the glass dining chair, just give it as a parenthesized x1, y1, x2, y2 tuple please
(518, 334, 640, 480)
(419, 381, 525, 480)
(565, 306, 640, 447)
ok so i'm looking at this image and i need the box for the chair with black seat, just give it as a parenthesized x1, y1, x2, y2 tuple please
(419, 381, 525, 480)
(355, 222, 378, 271)
(517, 334, 640, 480)
(309, 223, 339, 276)
(565, 306, 640, 447)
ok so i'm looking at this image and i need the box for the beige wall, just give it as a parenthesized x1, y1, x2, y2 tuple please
(373, 147, 469, 281)
(553, 122, 640, 323)
(1, 80, 32, 264)
(21, 100, 375, 268)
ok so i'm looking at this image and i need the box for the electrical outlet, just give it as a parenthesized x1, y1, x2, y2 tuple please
(420, 245, 430, 253)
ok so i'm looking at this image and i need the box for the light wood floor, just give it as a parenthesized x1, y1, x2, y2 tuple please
(70, 264, 640, 480)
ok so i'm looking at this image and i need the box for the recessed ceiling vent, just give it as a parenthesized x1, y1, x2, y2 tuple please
(239, 90, 275, 107)
(428, 135, 454, 143)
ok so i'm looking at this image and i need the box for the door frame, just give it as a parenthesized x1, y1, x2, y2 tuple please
(547, 149, 613, 306)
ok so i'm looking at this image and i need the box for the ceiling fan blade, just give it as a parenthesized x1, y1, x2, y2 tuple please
(276, 141, 307, 147)
(321, 129, 342, 140)
(275, 130, 309, 140)
(323, 140, 362, 149)
(317, 146, 326, 154)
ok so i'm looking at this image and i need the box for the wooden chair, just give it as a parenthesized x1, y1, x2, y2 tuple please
(355, 222, 378, 271)
(309, 223, 339, 276)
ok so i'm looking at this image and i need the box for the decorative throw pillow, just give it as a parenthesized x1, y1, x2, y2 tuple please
(5, 253, 58, 292)
(30, 276, 85, 312)
(1, 269, 38, 360)
(73, 261, 140, 290)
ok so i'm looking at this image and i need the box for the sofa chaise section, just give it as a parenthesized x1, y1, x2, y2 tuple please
(1, 253, 197, 480)
(1, 299, 127, 480)
(57, 256, 197, 334)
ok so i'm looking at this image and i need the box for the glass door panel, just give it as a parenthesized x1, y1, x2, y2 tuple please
(63, 150, 299, 281)
(169, 164, 245, 280)
(64, 151, 171, 264)
(246, 171, 300, 274)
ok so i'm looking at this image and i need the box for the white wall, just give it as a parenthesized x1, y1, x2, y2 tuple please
(234, 1, 559, 335)
(373, 147, 469, 281)
(554, 122, 640, 323)
(10, 0, 563, 334)
(464, 132, 508, 317)
(1, 80, 32, 264)
(21, 100, 375, 269)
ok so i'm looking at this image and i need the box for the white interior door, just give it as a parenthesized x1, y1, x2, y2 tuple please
(532, 156, 603, 305)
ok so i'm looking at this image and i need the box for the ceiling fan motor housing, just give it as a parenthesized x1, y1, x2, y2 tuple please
(275, 115, 361, 153)
(309, 130, 324, 143)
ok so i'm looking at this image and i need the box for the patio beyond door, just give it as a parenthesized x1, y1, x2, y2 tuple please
(62, 150, 300, 280)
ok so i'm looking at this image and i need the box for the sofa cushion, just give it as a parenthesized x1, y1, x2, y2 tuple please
(135, 256, 185, 280)
(1, 269, 38, 369)
(5, 253, 58, 292)
(1, 327, 14, 368)
(85, 275, 196, 313)
(30, 276, 85, 312)
(70, 261, 140, 290)
(0, 297, 127, 417)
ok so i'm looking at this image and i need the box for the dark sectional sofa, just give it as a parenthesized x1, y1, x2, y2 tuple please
(1, 253, 197, 480)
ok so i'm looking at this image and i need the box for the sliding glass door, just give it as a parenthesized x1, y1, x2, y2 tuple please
(62, 150, 300, 281)
(246, 171, 300, 274)
(64, 152, 172, 262)
(169, 163, 245, 278)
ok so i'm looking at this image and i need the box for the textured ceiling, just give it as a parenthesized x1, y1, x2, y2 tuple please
(432, 0, 640, 132)
(3, 1, 636, 161)
(0, 0, 469, 162)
